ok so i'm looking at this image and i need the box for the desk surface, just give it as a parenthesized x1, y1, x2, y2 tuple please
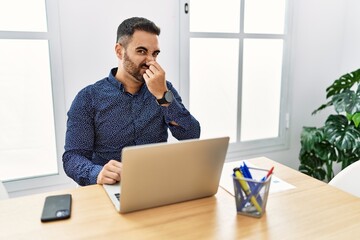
(1, 157, 360, 240)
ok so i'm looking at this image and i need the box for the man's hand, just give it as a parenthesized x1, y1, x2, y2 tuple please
(97, 160, 123, 185)
(143, 61, 167, 99)
(143, 60, 179, 125)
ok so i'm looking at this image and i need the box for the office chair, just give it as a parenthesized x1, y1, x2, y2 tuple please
(0, 181, 9, 200)
(328, 160, 360, 197)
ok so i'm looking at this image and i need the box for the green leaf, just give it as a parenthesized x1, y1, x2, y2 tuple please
(300, 127, 324, 151)
(298, 149, 326, 181)
(346, 112, 353, 121)
(313, 141, 337, 162)
(312, 101, 333, 115)
(324, 115, 360, 150)
(352, 113, 360, 127)
(337, 149, 360, 169)
(326, 68, 360, 99)
(312, 69, 360, 115)
(332, 85, 360, 114)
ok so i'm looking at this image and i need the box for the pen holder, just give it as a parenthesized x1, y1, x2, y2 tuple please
(232, 167, 272, 218)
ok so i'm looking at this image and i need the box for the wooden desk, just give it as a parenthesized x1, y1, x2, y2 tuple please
(1, 157, 360, 239)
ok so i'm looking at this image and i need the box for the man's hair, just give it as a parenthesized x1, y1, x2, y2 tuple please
(116, 17, 161, 47)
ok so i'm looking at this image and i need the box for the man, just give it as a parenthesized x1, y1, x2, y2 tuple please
(63, 17, 200, 186)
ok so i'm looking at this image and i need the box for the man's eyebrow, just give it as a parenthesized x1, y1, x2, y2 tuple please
(135, 46, 160, 54)
(136, 46, 148, 51)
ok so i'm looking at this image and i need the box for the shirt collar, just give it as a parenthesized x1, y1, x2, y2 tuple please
(108, 68, 125, 92)
(107, 67, 148, 95)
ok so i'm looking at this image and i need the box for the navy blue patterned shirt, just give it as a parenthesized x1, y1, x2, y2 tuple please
(63, 68, 200, 186)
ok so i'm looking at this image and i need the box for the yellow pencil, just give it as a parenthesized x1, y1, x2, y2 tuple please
(234, 169, 262, 213)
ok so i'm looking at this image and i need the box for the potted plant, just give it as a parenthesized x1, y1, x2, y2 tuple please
(299, 68, 360, 182)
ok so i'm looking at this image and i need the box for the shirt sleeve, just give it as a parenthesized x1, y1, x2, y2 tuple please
(161, 82, 201, 140)
(62, 87, 101, 186)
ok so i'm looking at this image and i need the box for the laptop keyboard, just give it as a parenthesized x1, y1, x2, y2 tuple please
(115, 193, 120, 201)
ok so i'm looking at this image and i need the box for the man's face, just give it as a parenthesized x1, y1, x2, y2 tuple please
(123, 50, 146, 82)
(121, 31, 160, 83)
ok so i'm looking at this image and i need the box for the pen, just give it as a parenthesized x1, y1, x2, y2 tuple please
(261, 166, 274, 182)
(241, 163, 253, 179)
(239, 165, 255, 190)
(238, 164, 263, 208)
(233, 168, 262, 213)
(240, 163, 263, 204)
(265, 166, 274, 180)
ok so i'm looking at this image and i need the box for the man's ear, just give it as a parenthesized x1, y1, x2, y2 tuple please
(115, 43, 123, 59)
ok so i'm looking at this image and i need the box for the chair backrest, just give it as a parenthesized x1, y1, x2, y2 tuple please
(328, 160, 360, 197)
(0, 181, 9, 200)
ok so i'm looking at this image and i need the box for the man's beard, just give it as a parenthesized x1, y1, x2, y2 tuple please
(123, 52, 148, 83)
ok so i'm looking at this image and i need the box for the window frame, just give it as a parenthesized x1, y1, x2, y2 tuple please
(179, 0, 293, 160)
(0, 0, 72, 195)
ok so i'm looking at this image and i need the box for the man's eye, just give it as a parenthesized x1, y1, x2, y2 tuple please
(153, 52, 159, 57)
(138, 50, 146, 55)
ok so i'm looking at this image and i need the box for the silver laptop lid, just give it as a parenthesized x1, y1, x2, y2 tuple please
(119, 136, 229, 213)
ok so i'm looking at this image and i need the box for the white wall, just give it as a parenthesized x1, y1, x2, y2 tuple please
(58, 0, 360, 172)
(341, 0, 360, 71)
(58, 0, 180, 108)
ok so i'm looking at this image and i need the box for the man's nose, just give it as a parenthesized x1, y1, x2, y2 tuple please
(146, 54, 155, 62)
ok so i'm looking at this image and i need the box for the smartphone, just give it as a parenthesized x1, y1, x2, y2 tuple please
(41, 194, 72, 222)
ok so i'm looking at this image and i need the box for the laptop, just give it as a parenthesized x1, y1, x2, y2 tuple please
(103, 136, 230, 213)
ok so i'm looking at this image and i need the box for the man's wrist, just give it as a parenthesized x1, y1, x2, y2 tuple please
(156, 90, 174, 105)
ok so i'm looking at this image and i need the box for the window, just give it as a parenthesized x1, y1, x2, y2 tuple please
(0, 0, 67, 193)
(180, 0, 292, 158)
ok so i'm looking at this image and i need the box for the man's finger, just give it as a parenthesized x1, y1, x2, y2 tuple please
(145, 69, 154, 77)
(148, 65, 157, 73)
(102, 176, 117, 185)
(146, 61, 164, 72)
